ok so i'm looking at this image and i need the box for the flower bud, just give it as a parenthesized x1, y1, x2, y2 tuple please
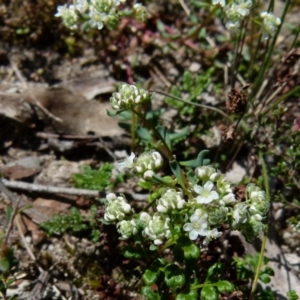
(117, 219, 138, 239)
(110, 84, 151, 110)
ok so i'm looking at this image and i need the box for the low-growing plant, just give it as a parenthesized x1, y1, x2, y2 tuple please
(41, 206, 101, 243)
(54, 0, 300, 298)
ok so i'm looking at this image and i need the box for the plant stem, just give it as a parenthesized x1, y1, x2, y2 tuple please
(249, 0, 291, 104)
(131, 108, 173, 160)
(150, 90, 232, 121)
(249, 151, 270, 300)
(131, 110, 137, 152)
(261, 85, 300, 116)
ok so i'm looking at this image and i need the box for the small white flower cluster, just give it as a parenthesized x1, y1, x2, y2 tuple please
(140, 212, 171, 245)
(232, 183, 269, 240)
(183, 209, 222, 245)
(223, 0, 253, 33)
(133, 3, 148, 23)
(104, 192, 133, 222)
(260, 12, 281, 40)
(104, 162, 268, 247)
(55, 0, 126, 30)
(135, 151, 164, 179)
(182, 165, 236, 244)
(211, 0, 281, 39)
(117, 151, 163, 179)
(156, 189, 186, 213)
(110, 84, 151, 110)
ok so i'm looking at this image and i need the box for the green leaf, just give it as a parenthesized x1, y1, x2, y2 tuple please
(5, 206, 13, 224)
(169, 127, 189, 144)
(0, 258, 10, 273)
(179, 150, 210, 168)
(183, 243, 200, 260)
(137, 125, 154, 143)
(207, 263, 223, 281)
(262, 267, 275, 276)
(176, 291, 198, 300)
(152, 174, 177, 185)
(164, 264, 185, 288)
(123, 246, 143, 259)
(169, 160, 186, 190)
(259, 273, 271, 284)
(157, 126, 172, 151)
(183, 71, 193, 92)
(200, 286, 218, 300)
(287, 290, 299, 300)
(215, 280, 234, 293)
(107, 109, 125, 117)
(142, 286, 161, 300)
(143, 269, 161, 286)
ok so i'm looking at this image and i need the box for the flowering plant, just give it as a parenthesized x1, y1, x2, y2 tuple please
(100, 83, 270, 298)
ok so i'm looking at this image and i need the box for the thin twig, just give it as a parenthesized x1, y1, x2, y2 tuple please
(0, 179, 43, 269)
(150, 89, 232, 121)
(178, 0, 190, 16)
(4, 198, 21, 246)
(151, 66, 172, 88)
(2, 179, 100, 197)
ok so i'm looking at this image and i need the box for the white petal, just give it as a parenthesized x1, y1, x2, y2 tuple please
(183, 223, 193, 231)
(189, 230, 198, 240)
(157, 205, 167, 213)
(210, 191, 219, 200)
(204, 181, 214, 191)
(193, 184, 203, 194)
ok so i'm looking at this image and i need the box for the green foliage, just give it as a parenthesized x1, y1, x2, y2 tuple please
(287, 290, 299, 300)
(234, 254, 274, 283)
(0, 216, 19, 299)
(41, 206, 101, 242)
(165, 68, 215, 117)
(72, 163, 118, 191)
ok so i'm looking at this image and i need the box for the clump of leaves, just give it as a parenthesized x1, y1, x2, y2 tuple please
(233, 254, 275, 298)
(72, 163, 117, 191)
(41, 206, 101, 243)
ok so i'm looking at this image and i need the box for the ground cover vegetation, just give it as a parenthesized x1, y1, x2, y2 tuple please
(0, 0, 300, 299)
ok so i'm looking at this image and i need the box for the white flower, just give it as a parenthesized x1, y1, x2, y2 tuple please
(232, 202, 248, 227)
(144, 170, 154, 179)
(74, 0, 89, 13)
(140, 212, 151, 224)
(133, 3, 148, 22)
(260, 12, 281, 39)
(234, 0, 252, 17)
(225, 21, 240, 33)
(194, 181, 219, 204)
(110, 84, 150, 110)
(195, 166, 216, 180)
(89, 7, 106, 29)
(217, 175, 233, 194)
(117, 219, 138, 239)
(203, 228, 223, 245)
(183, 211, 208, 240)
(143, 213, 171, 245)
(55, 4, 78, 30)
(104, 193, 132, 222)
(156, 189, 185, 213)
(55, 5, 68, 18)
(135, 151, 163, 175)
(220, 193, 236, 205)
(212, 0, 225, 7)
(152, 151, 164, 168)
(117, 152, 135, 171)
